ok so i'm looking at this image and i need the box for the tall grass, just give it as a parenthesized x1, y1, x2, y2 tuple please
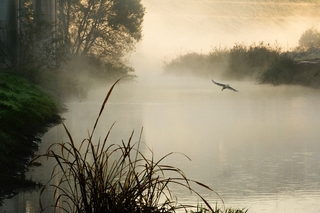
(39, 78, 221, 213)
(191, 204, 248, 213)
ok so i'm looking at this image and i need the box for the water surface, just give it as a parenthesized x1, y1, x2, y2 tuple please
(1, 76, 320, 212)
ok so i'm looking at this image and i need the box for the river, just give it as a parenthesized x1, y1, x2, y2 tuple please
(1, 75, 320, 212)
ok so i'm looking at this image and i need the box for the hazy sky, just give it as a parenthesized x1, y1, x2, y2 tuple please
(129, 0, 320, 75)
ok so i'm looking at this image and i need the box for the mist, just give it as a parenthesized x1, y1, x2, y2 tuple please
(129, 0, 320, 75)
(3, 1, 320, 212)
(84, 2, 320, 211)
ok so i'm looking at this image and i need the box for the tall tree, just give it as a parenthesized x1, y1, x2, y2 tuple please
(57, 0, 145, 62)
(298, 27, 320, 52)
(0, 0, 64, 80)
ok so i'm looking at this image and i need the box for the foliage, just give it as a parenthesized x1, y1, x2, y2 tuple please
(52, 0, 145, 81)
(297, 27, 320, 52)
(0, 71, 61, 200)
(0, 71, 61, 175)
(163, 42, 282, 80)
(39, 79, 219, 213)
(35, 0, 145, 87)
(226, 42, 281, 79)
(259, 54, 297, 85)
(190, 204, 248, 213)
(1, 0, 144, 83)
(0, 0, 65, 81)
(18, 0, 65, 71)
(57, 0, 145, 62)
(259, 54, 320, 88)
(163, 30, 320, 89)
(163, 53, 210, 77)
(34, 55, 137, 102)
(206, 47, 230, 75)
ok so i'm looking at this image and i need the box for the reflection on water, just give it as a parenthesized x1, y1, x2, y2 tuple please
(1, 76, 320, 212)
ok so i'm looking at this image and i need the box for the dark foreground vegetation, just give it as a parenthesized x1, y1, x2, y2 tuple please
(0, 0, 145, 202)
(164, 27, 320, 88)
(36, 79, 247, 213)
(0, 0, 145, 100)
(0, 71, 61, 203)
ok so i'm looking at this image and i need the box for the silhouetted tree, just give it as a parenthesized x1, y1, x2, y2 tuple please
(0, 0, 65, 80)
(259, 54, 297, 86)
(56, 0, 145, 62)
(298, 27, 320, 52)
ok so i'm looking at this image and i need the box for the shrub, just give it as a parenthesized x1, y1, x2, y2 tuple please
(163, 42, 282, 80)
(259, 54, 298, 85)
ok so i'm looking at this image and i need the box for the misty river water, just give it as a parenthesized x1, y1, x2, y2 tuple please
(1, 75, 320, 213)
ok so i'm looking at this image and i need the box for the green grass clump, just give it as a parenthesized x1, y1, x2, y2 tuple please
(0, 72, 61, 137)
(39, 79, 220, 213)
(0, 71, 61, 193)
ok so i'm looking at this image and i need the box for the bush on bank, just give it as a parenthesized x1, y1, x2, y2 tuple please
(0, 71, 61, 195)
(163, 41, 320, 89)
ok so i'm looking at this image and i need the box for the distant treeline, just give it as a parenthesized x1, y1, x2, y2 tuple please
(163, 28, 320, 88)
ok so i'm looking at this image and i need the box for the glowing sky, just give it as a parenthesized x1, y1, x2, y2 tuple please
(130, 0, 320, 74)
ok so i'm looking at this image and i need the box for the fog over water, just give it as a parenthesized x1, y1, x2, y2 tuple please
(2, 1, 320, 213)
(3, 76, 320, 212)
(130, 0, 320, 74)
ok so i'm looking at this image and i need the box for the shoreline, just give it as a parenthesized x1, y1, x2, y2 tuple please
(0, 72, 61, 205)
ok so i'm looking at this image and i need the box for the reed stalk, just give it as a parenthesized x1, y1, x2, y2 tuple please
(39, 78, 221, 213)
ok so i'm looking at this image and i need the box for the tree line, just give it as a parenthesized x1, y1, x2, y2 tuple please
(163, 27, 320, 88)
(0, 0, 144, 89)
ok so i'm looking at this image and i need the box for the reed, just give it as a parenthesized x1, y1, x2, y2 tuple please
(191, 203, 248, 213)
(39, 78, 219, 213)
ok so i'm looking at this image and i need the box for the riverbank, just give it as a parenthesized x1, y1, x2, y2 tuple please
(0, 71, 61, 204)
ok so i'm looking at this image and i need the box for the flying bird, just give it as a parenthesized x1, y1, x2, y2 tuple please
(211, 80, 239, 92)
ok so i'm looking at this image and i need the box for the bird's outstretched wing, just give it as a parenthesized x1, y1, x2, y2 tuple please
(211, 80, 226, 87)
(211, 79, 239, 92)
(228, 86, 239, 92)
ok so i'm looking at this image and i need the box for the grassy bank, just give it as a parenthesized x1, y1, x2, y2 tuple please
(0, 71, 61, 201)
